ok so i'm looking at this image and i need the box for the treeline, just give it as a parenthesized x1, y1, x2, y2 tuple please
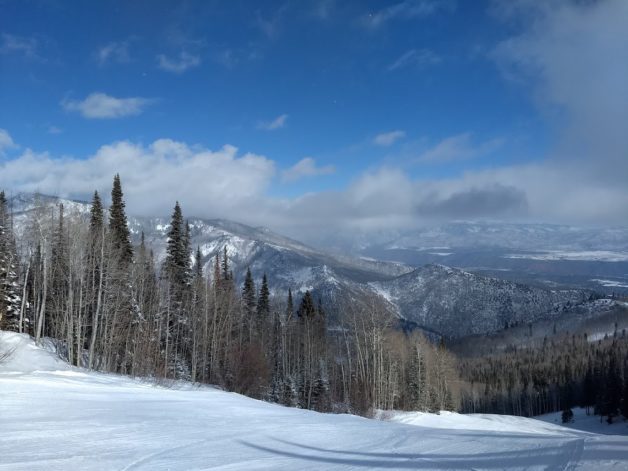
(0, 176, 459, 416)
(459, 331, 628, 423)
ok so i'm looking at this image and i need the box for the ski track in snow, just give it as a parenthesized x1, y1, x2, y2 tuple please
(1, 332, 627, 470)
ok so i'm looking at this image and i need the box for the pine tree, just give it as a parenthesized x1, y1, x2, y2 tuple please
(257, 274, 270, 319)
(109, 174, 133, 264)
(242, 267, 256, 317)
(90, 191, 104, 232)
(194, 246, 203, 280)
(297, 291, 316, 320)
(164, 202, 190, 287)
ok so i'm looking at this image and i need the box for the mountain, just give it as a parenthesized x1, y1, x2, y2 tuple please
(8, 193, 411, 322)
(358, 222, 628, 295)
(8, 193, 612, 336)
(370, 264, 594, 338)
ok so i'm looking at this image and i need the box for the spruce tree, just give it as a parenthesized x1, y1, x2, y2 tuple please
(257, 273, 270, 319)
(297, 291, 316, 319)
(242, 267, 256, 317)
(109, 174, 133, 264)
(90, 191, 104, 232)
(194, 246, 203, 280)
(164, 202, 190, 287)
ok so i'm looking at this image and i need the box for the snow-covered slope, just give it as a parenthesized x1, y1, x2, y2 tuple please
(1, 331, 627, 470)
(371, 264, 592, 337)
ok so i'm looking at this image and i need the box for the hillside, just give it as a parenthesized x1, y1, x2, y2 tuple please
(371, 264, 593, 337)
(1, 331, 626, 470)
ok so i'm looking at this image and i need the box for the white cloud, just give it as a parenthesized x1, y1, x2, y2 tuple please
(257, 114, 288, 131)
(417, 133, 503, 163)
(387, 48, 441, 71)
(157, 51, 201, 73)
(0, 129, 18, 155)
(47, 126, 63, 135)
(373, 130, 406, 146)
(282, 158, 335, 182)
(0, 33, 38, 58)
(62, 93, 155, 119)
(492, 0, 628, 176)
(0, 139, 275, 221)
(97, 41, 130, 65)
(362, 0, 454, 29)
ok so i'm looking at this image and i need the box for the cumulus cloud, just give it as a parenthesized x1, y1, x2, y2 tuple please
(0, 129, 18, 155)
(97, 41, 130, 65)
(373, 130, 406, 146)
(257, 114, 288, 131)
(0, 139, 275, 221)
(157, 51, 201, 73)
(387, 49, 441, 71)
(282, 158, 335, 182)
(62, 93, 155, 119)
(417, 133, 503, 163)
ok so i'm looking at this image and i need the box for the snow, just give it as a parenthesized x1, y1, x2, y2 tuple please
(591, 279, 628, 288)
(536, 408, 628, 436)
(504, 251, 628, 262)
(1, 331, 627, 470)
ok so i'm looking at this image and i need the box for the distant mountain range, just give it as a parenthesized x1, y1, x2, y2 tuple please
(8, 193, 624, 338)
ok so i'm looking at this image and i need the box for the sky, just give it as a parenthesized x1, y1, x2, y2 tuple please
(1, 0, 627, 242)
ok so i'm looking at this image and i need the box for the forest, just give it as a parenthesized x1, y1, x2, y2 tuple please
(459, 330, 628, 423)
(0, 175, 458, 416)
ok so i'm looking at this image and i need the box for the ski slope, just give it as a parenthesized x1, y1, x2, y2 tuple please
(1, 332, 627, 470)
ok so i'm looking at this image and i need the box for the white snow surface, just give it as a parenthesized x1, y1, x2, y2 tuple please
(504, 251, 628, 262)
(1, 331, 627, 470)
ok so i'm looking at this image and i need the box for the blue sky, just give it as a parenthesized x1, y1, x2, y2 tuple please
(1, 0, 627, 238)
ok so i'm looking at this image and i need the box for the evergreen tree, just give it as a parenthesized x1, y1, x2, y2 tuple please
(109, 174, 133, 264)
(242, 267, 256, 317)
(257, 274, 270, 319)
(297, 291, 316, 320)
(164, 202, 190, 286)
(90, 191, 104, 232)
(194, 246, 203, 280)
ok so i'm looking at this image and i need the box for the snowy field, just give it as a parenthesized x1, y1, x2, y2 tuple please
(1, 332, 627, 470)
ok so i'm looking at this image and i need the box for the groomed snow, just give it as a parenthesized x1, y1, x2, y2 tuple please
(1, 331, 627, 470)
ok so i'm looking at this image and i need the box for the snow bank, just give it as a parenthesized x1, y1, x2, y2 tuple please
(0, 331, 70, 374)
(378, 410, 592, 437)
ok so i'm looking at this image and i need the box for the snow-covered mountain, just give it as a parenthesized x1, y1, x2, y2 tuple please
(9, 193, 611, 337)
(371, 264, 594, 337)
